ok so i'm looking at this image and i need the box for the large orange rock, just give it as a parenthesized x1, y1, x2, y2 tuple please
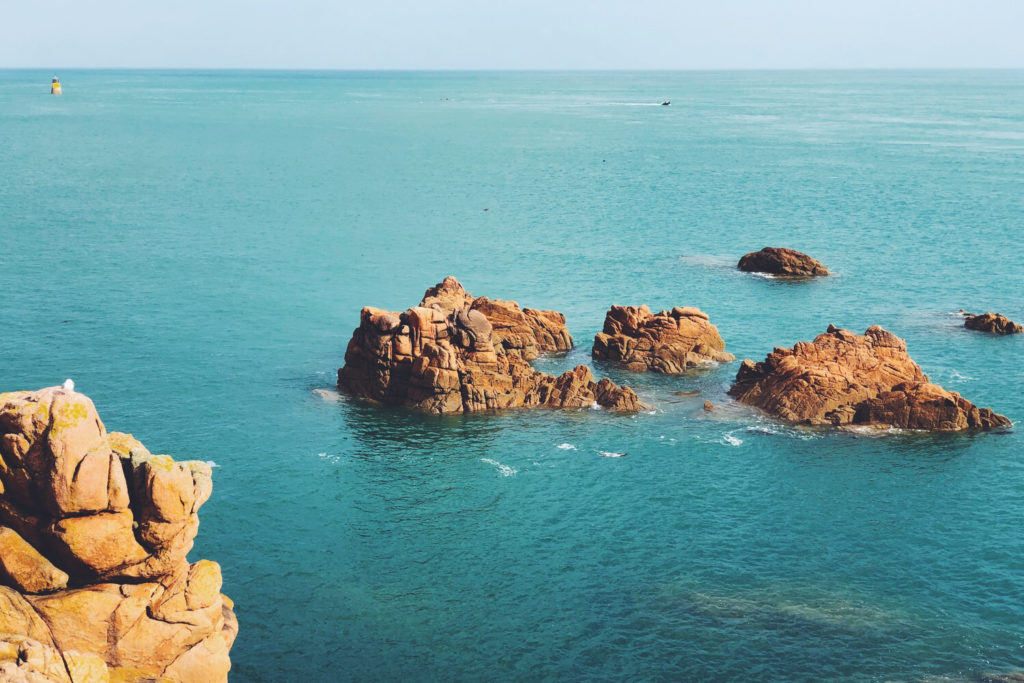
(338, 276, 645, 413)
(592, 305, 734, 373)
(738, 247, 830, 277)
(961, 311, 1023, 335)
(728, 325, 1010, 430)
(0, 387, 234, 682)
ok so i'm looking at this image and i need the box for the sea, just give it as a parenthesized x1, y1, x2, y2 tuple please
(1, 70, 1023, 681)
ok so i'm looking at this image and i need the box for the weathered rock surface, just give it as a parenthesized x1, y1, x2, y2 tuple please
(338, 276, 645, 413)
(961, 311, 1023, 335)
(0, 386, 236, 682)
(738, 247, 830, 277)
(592, 305, 734, 373)
(728, 325, 1010, 430)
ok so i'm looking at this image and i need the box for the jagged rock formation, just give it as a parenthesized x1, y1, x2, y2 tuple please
(961, 311, 1023, 335)
(738, 247, 830, 277)
(728, 325, 1010, 430)
(591, 305, 734, 373)
(0, 387, 236, 682)
(338, 276, 645, 413)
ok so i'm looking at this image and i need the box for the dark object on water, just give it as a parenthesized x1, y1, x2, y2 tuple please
(673, 390, 700, 397)
(960, 310, 1023, 335)
(661, 100, 670, 106)
(738, 247, 830, 277)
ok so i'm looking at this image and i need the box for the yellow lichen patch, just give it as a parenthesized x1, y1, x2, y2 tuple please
(0, 640, 19, 662)
(107, 432, 150, 459)
(185, 461, 213, 478)
(64, 650, 110, 683)
(34, 400, 50, 423)
(50, 400, 90, 437)
(136, 454, 176, 473)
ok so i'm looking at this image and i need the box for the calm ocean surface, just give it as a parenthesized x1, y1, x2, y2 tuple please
(2, 70, 1023, 681)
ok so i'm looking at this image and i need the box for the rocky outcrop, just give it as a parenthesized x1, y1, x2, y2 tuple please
(338, 277, 645, 413)
(728, 325, 1010, 430)
(961, 311, 1023, 335)
(738, 247, 830, 277)
(0, 387, 236, 682)
(591, 305, 734, 373)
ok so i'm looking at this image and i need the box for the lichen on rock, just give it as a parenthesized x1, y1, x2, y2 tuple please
(0, 386, 235, 682)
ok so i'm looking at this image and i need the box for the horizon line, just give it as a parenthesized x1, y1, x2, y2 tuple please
(3, 66, 1024, 73)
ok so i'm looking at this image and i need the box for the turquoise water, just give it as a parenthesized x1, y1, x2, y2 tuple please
(2, 70, 1023, 681)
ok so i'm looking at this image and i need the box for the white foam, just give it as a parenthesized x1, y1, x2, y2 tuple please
(599, 451, 627, 458)
(746, 425, 781, 436)
(720, 432, 743, 446)
(204, 461, 220, 468)
(317, 452, 340, 464)
(589, 402, 603, 410)
(312, 388, 343, 403)
(481, 458, 517, 477)
(557, 443, 577, 450)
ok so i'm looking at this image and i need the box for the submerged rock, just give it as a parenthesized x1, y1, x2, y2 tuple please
(728, 325, 1010, 431)
(738, 247, 830, 277)
(592, 305, 734, 373)
(961, 310, 1023, 335)
(338, 276, 645, 413)
(0, 386, 236, 682)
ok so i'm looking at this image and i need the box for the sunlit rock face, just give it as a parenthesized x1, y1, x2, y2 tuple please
(0, 386, 236, 683)
(729, 325, 1011, 431)
(338, 276, 645, 414)
(738, 247, 830, 277)
(592, 304, 734, 374)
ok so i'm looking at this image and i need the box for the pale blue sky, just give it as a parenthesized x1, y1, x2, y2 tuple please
(2, 0, 1022, 69)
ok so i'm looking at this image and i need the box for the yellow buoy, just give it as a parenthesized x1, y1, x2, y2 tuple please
(51, 77, 61, 95)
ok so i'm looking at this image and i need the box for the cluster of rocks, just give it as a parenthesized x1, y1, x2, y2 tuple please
(338, 273, 1012, 433)
(961, 310, 1023, 335)
(339, 277, 644, 413)
(591, 305, 733, 373)
(0, 386, 235, 682)
(729, 324, 1010, 430)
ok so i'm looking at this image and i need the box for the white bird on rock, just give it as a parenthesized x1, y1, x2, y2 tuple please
(62, 379, 74, 392)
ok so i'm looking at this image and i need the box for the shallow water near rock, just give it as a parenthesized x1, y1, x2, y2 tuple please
(2, 70, 1023, 681)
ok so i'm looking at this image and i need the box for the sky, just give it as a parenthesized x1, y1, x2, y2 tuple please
(2, 0, 1023, 70)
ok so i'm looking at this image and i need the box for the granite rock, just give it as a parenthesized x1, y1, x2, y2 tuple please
(338, 277, 645, 413)
(961, 311, 1023, 335)
(592, 305, 734, 373)
(0, 387, 236, 682)
(728, 325, 1010, 430)
(738, 247, 830, 277)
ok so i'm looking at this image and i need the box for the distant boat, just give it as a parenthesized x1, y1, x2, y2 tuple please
(51, 77, 61, 95)
(661, 100, 670, 106)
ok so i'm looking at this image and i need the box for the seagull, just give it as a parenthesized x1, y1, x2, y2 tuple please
(62, 379, 74, 392)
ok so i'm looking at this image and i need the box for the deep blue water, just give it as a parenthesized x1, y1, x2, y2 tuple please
(2, 70, 1023, 681)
